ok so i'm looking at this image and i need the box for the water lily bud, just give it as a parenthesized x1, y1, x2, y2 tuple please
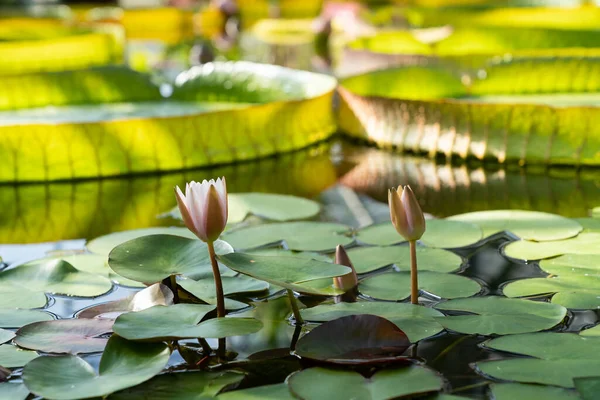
(388, 185, 425, 241)
(175, 177, 228, 242)
(333, 245, 358, 291)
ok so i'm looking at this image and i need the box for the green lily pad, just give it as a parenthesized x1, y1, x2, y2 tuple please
(218, 253, 351, 296)
(60, 253, 145, 288)
(360, 271, 481, 301)
(0, 383, 29, 400)
(77, 283, 174, 319)
(580, 325, 600, 337)
(540, 254, 600, 277)
(300, 302, 445, 342)
(476, 359, 600, 388)
(0, 309, 54, 328)
(490, 383, 581, 400)
(357, 220, 482, 249)
(15, 319, 114, 354)
(108, 235, 234, 284)
(0, 286, 47, 309)
(87, 227, 197, 255)
(288, 366, 444, 400)
(483, 332, 600, 360)
(22, 335, 170, 400)
(503, 233, 600, 261)
(179, 275, 268, 310)
(448, 210, 582, 241)
(247, 248, 332, 263)
(221, 222, 353, 252)
(295, 315, 410, 365)
(435, 297, 567, 335)
(0, 329, 14, 344)
(347, 246, 463, 274)
(503, 276, 600, 309)
(109, 371, 245, 399)
(218, 383, 294, 400)
(113, 304, 263, 340)
(0, 259, 112, 297)
(0, 345, 38, 368)
(575, 377, 600, 400)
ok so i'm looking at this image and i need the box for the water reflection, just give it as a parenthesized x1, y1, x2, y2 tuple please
(339, 144, 600, 218)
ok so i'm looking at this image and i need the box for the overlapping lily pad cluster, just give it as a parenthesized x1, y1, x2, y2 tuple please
(0, 185, 599, 399)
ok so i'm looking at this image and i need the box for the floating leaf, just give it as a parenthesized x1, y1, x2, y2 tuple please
(179, 275, 268, 310)
(247, 248, 331, 263)
(0, 383, 28, 400)
(491, 383, 581, 400)
(0, 309, 53, 329)
(301, 302, 444, 342)
(108, 235, 233, 283)
(288, 366, 444, 400)
(483, 332, 600, 360)
(218, 253, 351, 296)
(110, 371, 245, 399)
(357, 220, 482, 248)
(503, 233, 600, 260)
(435, 297, 567, 335)
(222, 222, 353, 252)
(0, 259, 112, 297)
(503, 276, 600, 309)
(347, 246, 463, 274)
(60, 253, 144, 288)
(581, 325, 600, 337)
(575, 377, 600, 400)
(0, 329, 14, 344)
(77, 283, 174, 319)
(449, 210, 582, 241)
(295, 315, 411, 366)
(113, 304, 262, 340)
(22, 335, 170, 400)
(15, 319, 114, 354)
(0, 286, 47, 309)
(540, 254, 600, 277)
(360, 271, 481, 301)
(0, 345, 38, 368)
(87, 228, 197, 256)
(218, 383, 294, 400)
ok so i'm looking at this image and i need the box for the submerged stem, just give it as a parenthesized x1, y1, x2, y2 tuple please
(169, 274, 179, 303)
(287, 289, 304, 325)
(409, 240, 419, 305)
(207, 240, 226, 359)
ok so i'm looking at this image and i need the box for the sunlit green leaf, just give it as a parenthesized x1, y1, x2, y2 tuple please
(580, 325, 600, 337)
(504, 233, 600, 261)
(0, 329, 14, 344)
(491, 383, 581, 400)
(0, 344, 38, 368)
(483, 332, 600, 360)
(0, 286, 47, 309)
(87, 228, 197, 256)
(503, 275, 600, 309)
(178, 275, 267, 310)
(0, 383, 29, 400)
(0, 309, 53, 329)
(540, 254, 600, 277)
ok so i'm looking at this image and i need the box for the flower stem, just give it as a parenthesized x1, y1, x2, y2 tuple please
(207, 241, 226, 359)
(287, 289, 304, 325)
(409, 240, 419, 305)
(169, 274, 179, 303)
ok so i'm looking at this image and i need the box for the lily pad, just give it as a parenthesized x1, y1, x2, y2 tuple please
(221, 222, 353, 252)
(0, 383, 29, 400)
(490, 383, 581, 400)
(77, 283, 174, 319)
(15, 319, 114, 354)
(0, 345, 38, 368)
(580, 325, 600, 337)
(295, 315, 411, 366)
(435, 297, 567, 335)
(247, 248, 331, 263)
(22, 335, 170, 400)
(360, 271, 481, 301)
(0, 259, 112, 297)
(347, 246, 463, 274)
(87, 227, 197, 256)
(575, 377, 600, 400)
(0, 309, 54, 328)
(288, 366, 444, 400)
(301, 302, 445, 342)
(178, 275, 268, 310)
(218, 383, 294, 400)
(503, 276, 600, 309)
(503, 233, 600, 261)
(357, 220, 483, 248)
(449, 210, 582, 241)
(109, 371, 245, 399)
(108, 235, 233, 284)
(60, 253, 145, 288)
(483, 332, 600, 360)
(218, 253, 351, 296)
(0, 329, 14, 344)
(113, 304, 263, 340)
(0, 286, 47, 309)
(540, 254, 600, 277)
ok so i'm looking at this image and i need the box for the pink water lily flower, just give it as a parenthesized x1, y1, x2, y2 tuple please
(388, 185, 426, 242)
(175, 178, 228, 242)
